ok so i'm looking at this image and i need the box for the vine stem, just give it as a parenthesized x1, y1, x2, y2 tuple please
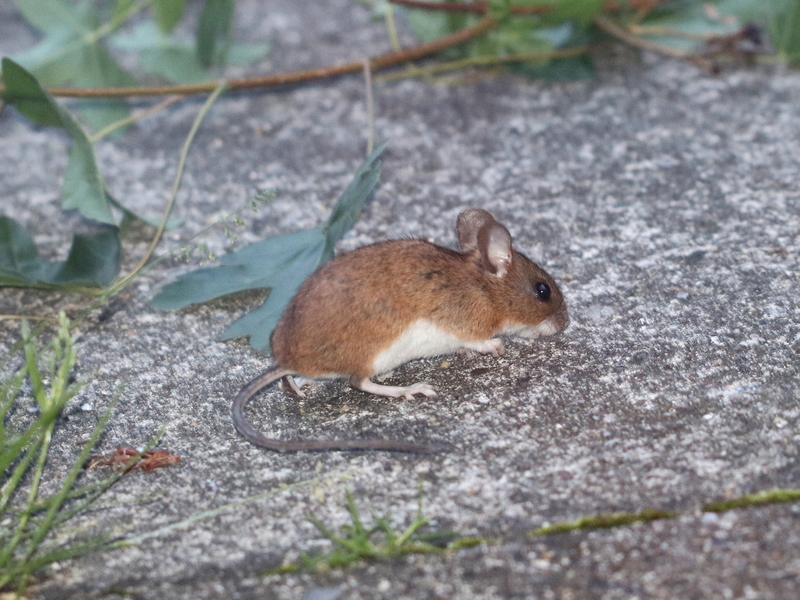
(362, 59, 375, 155)
(88, 95, 185, 142)
(387, 0, 669, 15)
(0, 16, 498, 99)
(375, 46, 589, 83)
(104, 81, 229, 297)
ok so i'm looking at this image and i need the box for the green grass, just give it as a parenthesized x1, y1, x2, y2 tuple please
(0, 314, 159, 593)
(268, 488, 465, 574)
(270, 483, 800, 575)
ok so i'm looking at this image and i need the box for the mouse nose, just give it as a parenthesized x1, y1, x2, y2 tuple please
(553, 303, 570, 332)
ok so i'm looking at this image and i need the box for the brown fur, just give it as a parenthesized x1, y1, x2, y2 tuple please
(270, 238, 565, 380)
(234, 208, 569, 453)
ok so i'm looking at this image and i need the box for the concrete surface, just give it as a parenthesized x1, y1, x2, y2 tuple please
(1, 0, 799, 599)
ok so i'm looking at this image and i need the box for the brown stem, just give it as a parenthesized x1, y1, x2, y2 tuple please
(387, 0, 670, 15)
(387, 0, 551, 15)
(0, 16, 497, 99)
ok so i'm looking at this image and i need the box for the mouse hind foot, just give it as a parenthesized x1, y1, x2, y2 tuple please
(353, 378, 437, 400)
(281, 375, 307, 397)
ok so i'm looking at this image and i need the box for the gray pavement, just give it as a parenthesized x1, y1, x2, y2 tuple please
(1, 1, 799, 599)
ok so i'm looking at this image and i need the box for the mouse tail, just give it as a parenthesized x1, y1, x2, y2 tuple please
(231, 367, 294, 450)
(231, 368, 441, 453)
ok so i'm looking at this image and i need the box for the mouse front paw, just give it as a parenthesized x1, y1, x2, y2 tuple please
(465, 338, 505, 358)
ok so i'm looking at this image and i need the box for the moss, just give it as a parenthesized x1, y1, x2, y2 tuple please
(703, 488, 800, 512)
(530, 507, 676, 536)
(529, 488, 800, 538)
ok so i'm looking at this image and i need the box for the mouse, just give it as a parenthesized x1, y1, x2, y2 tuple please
(232, 208, 570, 452)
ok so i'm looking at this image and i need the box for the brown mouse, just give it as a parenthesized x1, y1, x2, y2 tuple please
(232, 208, 569, 452)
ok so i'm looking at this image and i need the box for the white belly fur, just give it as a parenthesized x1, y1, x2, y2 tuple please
(502, 314, 562, 338)
(371, 319, 467, 375)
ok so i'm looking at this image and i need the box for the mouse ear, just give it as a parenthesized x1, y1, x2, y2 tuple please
(477, 220, 513, 277)
(457, 209, 513, 277)
(457, 208, 495, 253)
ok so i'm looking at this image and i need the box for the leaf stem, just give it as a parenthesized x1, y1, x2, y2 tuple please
(85, 0, 155, 45)
(106, 81, 229, 296)
(362, 59, 375, 155)
(386, 0, 670, 15)
(88, 95, 186, 142)
(375, 46, 589, 83)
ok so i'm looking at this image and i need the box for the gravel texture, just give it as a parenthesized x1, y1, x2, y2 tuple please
(1, 1, 799, 599)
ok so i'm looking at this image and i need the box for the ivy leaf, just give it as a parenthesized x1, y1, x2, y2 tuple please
(11, 0, 135, 131)
(0, 216, 120, 289)
(763, 0, 800, 61)
(508, 23, 595, 81)
(152, 0, 186, 33)
(2, 58, 115, 225)
(111, 21, 212, 83)
(69, 44, 139, 133)
(636, 1, 743, 53)
(15, 0, 92, 36)
(196, 0, 235, 67)
(217, 232, 327, 350)
(540, 0, 606, 27)
(62, 135, 114, 224)
(2, 59, 164, 228)
(224, 41, 271, 66)
(150, 227, 325, 310)
(151, 142, 389, 352)
(111, 21, 269, 84)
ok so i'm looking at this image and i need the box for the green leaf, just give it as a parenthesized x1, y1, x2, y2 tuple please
(150, 227, 325, 310)
(8, 29, 86, 87)
(637, 0, 744, 53)
(14, 0, 93, 36)
(11, 0, 135, 132)
(62, 137, 116, 224)
(404, 8, 454, 44)
(323, 141, 389, 258)
(112, 0, 135, 22)
(508, 23, 594, 80)
(151, 143, 388, 352)
(220, 238, 327, 350)
(767, 0, 800, 60)
(71, 44, 138, 132)
(2, 58, 116, 225)
(542, 0, 606, 27)
(111, 21, 268, 83)
(224, 41, 271, 66)
(111, 22, 214, 83)
(0, 216, 120, 289)
(510, 54, 594, 81)
(1, 57, 66, 127)
(152, 0, 186, 33)
(196, 0, 234, 67)
(475, 16, 552, 57)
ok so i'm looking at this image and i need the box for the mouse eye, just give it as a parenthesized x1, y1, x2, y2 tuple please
(534, 282, 551, 301)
